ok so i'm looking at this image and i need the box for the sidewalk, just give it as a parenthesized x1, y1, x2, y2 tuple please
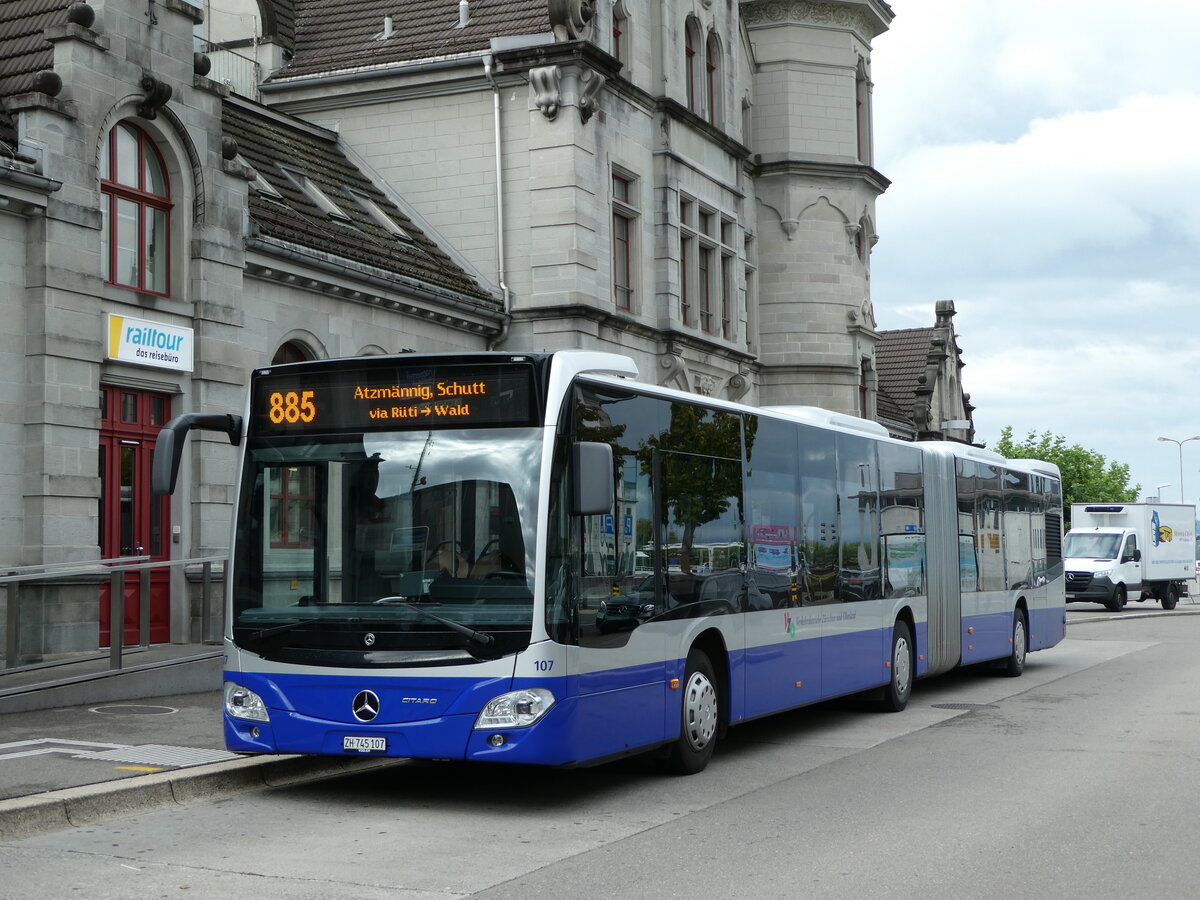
(0, 656, 396, 842)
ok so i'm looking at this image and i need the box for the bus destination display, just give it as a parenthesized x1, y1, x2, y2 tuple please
(252, 365, 536, 434)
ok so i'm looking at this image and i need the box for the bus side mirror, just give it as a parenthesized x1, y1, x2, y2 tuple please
(152, 413, 244, 496)
(571, 441, 613, 516)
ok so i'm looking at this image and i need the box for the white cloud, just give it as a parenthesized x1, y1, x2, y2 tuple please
(877, 96, 1200, 277)
(869, 2, 1200, 500)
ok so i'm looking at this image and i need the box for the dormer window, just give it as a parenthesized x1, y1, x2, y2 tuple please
(279, 166, 351, 221)
(251, 171, 284, 202)
(349, 189, 414, 241)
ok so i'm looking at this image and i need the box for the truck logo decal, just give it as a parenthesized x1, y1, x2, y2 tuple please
(1152, 511, 1174, 546)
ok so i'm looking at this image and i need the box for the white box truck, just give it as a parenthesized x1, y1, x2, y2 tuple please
(1064, 503, 1196, 611)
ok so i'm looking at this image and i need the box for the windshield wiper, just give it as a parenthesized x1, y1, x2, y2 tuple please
(375, 597, 495, 648)
(246, 618, 320, 642)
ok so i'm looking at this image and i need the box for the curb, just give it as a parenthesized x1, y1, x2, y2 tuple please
(1067, 606, 1200, 625)
(0, 752, 398, 843)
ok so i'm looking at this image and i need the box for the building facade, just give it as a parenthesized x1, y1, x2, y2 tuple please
(875, 301, 976, 444)
(1, 0, 895, 656)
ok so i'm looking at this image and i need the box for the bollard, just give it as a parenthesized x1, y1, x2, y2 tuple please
(139, 563, 150, 648)
(4, 577, 17, 670)
(109, 569, 124, 670)
(201, 560, 215, 644)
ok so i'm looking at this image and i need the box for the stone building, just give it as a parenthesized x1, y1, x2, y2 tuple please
(875, 300, 976, 443)
(1, 0, 894, 655)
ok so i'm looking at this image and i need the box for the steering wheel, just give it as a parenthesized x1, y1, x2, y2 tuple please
(484, 569, 525, 582)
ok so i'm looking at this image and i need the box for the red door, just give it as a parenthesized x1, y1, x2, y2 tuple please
(99, 387, 172, 646)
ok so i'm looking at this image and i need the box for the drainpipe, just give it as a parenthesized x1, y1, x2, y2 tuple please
(483, 52, 511, 350)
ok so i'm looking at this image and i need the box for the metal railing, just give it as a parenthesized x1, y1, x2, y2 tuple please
(2, 554, 227, 672)
(195, 37, 261, 99)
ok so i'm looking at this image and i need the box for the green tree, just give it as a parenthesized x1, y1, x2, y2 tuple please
(993, 427, 1141, 520)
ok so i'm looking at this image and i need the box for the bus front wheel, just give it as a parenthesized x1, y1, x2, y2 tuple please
(668, 649, 719, 775)
(878, 621, 913, 712)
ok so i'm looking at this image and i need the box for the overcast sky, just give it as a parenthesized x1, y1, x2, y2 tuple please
(868, 0, 1200, 504)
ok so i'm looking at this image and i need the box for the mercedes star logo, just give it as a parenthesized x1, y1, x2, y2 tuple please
(364, 632, 376, 647)
(352, 690, 380, 722)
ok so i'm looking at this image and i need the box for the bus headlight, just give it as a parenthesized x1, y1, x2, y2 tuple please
(224, 682, 270, 723)
(475, 688, 556, 729)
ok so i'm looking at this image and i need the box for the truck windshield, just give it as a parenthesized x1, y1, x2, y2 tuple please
(1064, 533, 1121, 560)
(230, 427, 542, 666)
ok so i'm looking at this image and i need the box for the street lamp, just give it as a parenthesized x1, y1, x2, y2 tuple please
(1152, 482, 1172, 502)
(1157, 435, 1200, 502)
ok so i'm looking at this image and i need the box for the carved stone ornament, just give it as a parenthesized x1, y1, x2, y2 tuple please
(32, 71, 63, 98)
(741, 1, 884, 40)
(727, 369, 751, 402)
(660, 352, 690, 392)
(66, 2, 96, 29)
(578, 70, 605, 123)
(137, 73, 172, 120)
(548, 0, 596, 42)
(530, 66, 562, 120)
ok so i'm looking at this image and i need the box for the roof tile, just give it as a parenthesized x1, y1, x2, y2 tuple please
(224, 97, 496, 307)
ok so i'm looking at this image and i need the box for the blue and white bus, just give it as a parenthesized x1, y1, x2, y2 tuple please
(154, 351, 1065, 774)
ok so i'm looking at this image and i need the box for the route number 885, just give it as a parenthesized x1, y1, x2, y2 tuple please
(268, 390, 316, 425)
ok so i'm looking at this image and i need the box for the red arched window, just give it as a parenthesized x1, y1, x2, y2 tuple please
(706, 33, 722, 126)
(100, 122, 171, 295)
(685, 19, 702, 113)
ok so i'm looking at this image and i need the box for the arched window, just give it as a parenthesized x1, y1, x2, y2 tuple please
(705, 32, 722, 126)
(272, 341, 315, 364)
(856, 59, 872, 164)
(612, 0, 629, 65)
(685, 18, 702, 114)
(268, 340, 317, 548)
(100, 122, 171, 295)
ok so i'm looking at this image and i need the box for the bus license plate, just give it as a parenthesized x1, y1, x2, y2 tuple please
(343, 736, 386, 753)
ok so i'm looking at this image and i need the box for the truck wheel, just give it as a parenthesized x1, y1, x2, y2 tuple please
(1106, 585, 1126, 612)
(1162, 583, 1179, 611)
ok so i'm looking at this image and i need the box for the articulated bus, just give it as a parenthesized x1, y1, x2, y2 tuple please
(154, 351, 1066, 774)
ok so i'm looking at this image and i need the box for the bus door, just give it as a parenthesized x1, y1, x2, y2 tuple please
(572, 455, 667, 758)
(99, 387, 172, 646)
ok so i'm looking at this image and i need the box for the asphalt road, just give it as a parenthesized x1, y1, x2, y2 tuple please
(2, 611, 1199, 898)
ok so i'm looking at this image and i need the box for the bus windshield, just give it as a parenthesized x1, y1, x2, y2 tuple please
(1063, 532, 1121, 561)
(231, 426, 542, 666)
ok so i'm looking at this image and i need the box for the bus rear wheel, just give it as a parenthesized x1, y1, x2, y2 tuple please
(878, 621, 913, 712)
(1001, 608, 1027, 677)
(668, 649, 719, 775)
